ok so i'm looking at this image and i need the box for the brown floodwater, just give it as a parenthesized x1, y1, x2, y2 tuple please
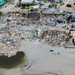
(0, 51, 28, 69)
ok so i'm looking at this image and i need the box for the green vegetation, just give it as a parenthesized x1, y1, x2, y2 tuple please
(4, 0, 8, 3)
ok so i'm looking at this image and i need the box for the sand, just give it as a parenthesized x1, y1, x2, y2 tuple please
(20, 40, 75, 75)
(1, 39, 75, 75)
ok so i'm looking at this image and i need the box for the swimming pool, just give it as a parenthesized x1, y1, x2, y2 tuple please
(0, 0, 4, 7)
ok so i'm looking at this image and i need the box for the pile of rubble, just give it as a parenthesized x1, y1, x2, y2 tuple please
(0, 24, 21, 57)
(0, 11, 73, 54)
(40, 30, 71, 46)
(0, 16, 21, 57)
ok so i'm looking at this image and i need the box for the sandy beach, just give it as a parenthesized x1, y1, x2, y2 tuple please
(0, 39, 75, 75)
(21, 40, 75, 75)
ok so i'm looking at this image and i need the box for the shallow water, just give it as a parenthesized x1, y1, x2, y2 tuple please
(0, 51, 46, 75)
(0, 51, 28, 69)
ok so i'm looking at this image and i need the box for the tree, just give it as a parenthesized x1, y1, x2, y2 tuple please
(0, 12, 3, 16)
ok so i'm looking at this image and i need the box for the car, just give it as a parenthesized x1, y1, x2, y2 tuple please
(11, 2, 15, 4)
(38, 2, 44, 6)
(16, 2, 20, 7)
(48, 3, 54, 8)
(73, 3, 75, 5)
(66, 4, 72, 7)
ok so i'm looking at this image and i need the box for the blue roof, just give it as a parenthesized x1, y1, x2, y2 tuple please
(42, 8, 63, 14)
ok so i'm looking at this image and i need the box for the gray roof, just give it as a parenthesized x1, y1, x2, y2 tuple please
(42, 8, 54, 14)
(42, 8, 63, 14)
(54, 10, 63, 14)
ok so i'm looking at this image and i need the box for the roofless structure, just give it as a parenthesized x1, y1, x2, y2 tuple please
(21, 0, 34, 8)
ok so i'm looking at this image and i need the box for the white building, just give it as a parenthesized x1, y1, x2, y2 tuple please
(21, 0, 34, 8)
(21, 0, 33, 4)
